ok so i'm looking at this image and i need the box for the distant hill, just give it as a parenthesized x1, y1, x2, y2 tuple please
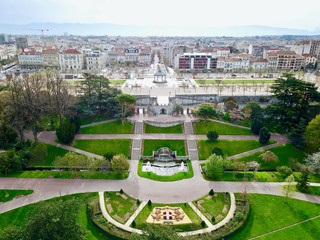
(1, 22, 320, 36)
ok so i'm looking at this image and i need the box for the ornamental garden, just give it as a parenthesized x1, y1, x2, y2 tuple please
(0, 72, 320, 239)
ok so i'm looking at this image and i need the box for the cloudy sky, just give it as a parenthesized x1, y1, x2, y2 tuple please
(1, 0, 319, 30)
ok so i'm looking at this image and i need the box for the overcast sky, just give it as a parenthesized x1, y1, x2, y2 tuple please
(1, 0, 319, 30)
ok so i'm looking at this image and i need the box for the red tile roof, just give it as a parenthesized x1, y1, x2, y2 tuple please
(63, 49, 81, 54)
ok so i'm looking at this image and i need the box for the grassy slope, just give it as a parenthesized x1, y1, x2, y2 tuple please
(80, 120, 133, 134)
(197, 140, 271, 160)
(143, 140, 186, 156)
(30, 144, 70, 167)
(73, 139, 131, 158)
(138, 160, 193, 181)
(0, 193, 108, 240)
(236, 144, 306, 169)
(0, 190, 33, 203)
(194, 121, 252, 135)
(228, 194, 320, 240)
(144, 124, 183, 134)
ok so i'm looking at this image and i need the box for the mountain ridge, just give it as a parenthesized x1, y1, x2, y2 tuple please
(1, 22, 320, 36)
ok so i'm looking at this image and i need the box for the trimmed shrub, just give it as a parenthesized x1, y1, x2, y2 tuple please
(69, 116, 81, 133)
(259, 127, 270, 144)
(209, 189, 215, 196)
(201, 221, 206, 228)
(56, 120, 76, 144)
(277, 166, 293, 178)
(212, 147, 224, 156)
(120, 189, 124, 194)
(207, 131, 219, 141)
(104, 152, 115, 161)
(211, 216, 216, 223)
(148, 200, 152, 206)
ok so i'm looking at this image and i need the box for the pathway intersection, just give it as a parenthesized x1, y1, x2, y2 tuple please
(1, 115, 320, 234)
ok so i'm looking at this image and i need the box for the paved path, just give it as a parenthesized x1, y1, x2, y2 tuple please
(98, 189, 236, 236)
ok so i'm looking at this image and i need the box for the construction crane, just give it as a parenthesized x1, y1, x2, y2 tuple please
(23, 28, 49, 37)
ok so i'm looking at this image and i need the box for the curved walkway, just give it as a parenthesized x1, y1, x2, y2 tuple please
(2, 117, 317, 219)
(98, 191, 236, 236)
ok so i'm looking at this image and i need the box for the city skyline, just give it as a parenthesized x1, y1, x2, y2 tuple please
(1, 0, 320, 32)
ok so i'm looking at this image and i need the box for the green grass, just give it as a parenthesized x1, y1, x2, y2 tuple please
(196, 79, 275, 84)
(105, 192, 139, 224)
(258, 217, 320, 240)
(80, 120, 134, 134)
(193, 193, 230, 223)
(143, 140, 186, 156)
(109, 80, 126, 84)
(193, 120, 252, 135)
(80, 115, 112, 126)
(134, 203, 203, 231)
(0, 193, 108, 240)
(228, 194, 320, 240)
(295, 186, 320, 196)
(0, 189, 34, 203)
(0, 171, 128, 179)
(73, 139, 131, 158)
(235, 144, 306, 169)
(197, 140, 274, 160)
(30, 144, 70, 167)
(138, 160, 194, 181)
(144, 123, 183, 134)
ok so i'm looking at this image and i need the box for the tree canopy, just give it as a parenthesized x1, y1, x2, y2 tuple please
(267, 73, 320, 131)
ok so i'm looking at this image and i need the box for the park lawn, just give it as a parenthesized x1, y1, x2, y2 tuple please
(143, 140, 186, 156)
(0, 189, 34, 203)
(133, 202, 203, 232)
(193, 120, 252, 135)
(80, 115, 112, 126)
(109, 80, 126, 84)
(144, 123, 183, 134)
(235, 144, 306, 169)
(0, 193, 108, 240)
(138, 160, 194, 182)
(105, 191, 139, 224)
(295, 186, 320, 196)
(0, 171, 128, 179)
(193, 193, 230, 223)
(258, 217, 320, 240)
(73, 139, 131, 158)
(195, 79, 275, 84)
(79, 120, 134, 134)
(228, 194, 320, 240)
(197, 140, 272, 160)
(30, 144, 70, 166)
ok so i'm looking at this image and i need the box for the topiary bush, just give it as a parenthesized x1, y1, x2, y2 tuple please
(69, 116, 81, 133)
(259, 127, 270, 144)
(209, 189, 215, 196)
(56, 120, 76, 144)
(212, 147, 224, 156)
(207, 131, 219, 141)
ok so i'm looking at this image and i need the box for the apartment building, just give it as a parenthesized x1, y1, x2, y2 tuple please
(59, 49, 83, 70)
(42, 49, 59, 69)
(266, 50, 304, 70)
(85, 51, 105, 71)
(175, 53, 217, 71)
(18, 50, 42, 69)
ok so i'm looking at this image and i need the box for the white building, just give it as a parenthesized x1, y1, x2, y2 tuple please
(252, 59, 268, 70)
(303, 54, 318, 68)
(42, 49, 59, 68)
(0, 44, 16, 60)
(59, 49, 83, 71)
(85, 51, 105, 71)
(18, 50, 42, 69)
